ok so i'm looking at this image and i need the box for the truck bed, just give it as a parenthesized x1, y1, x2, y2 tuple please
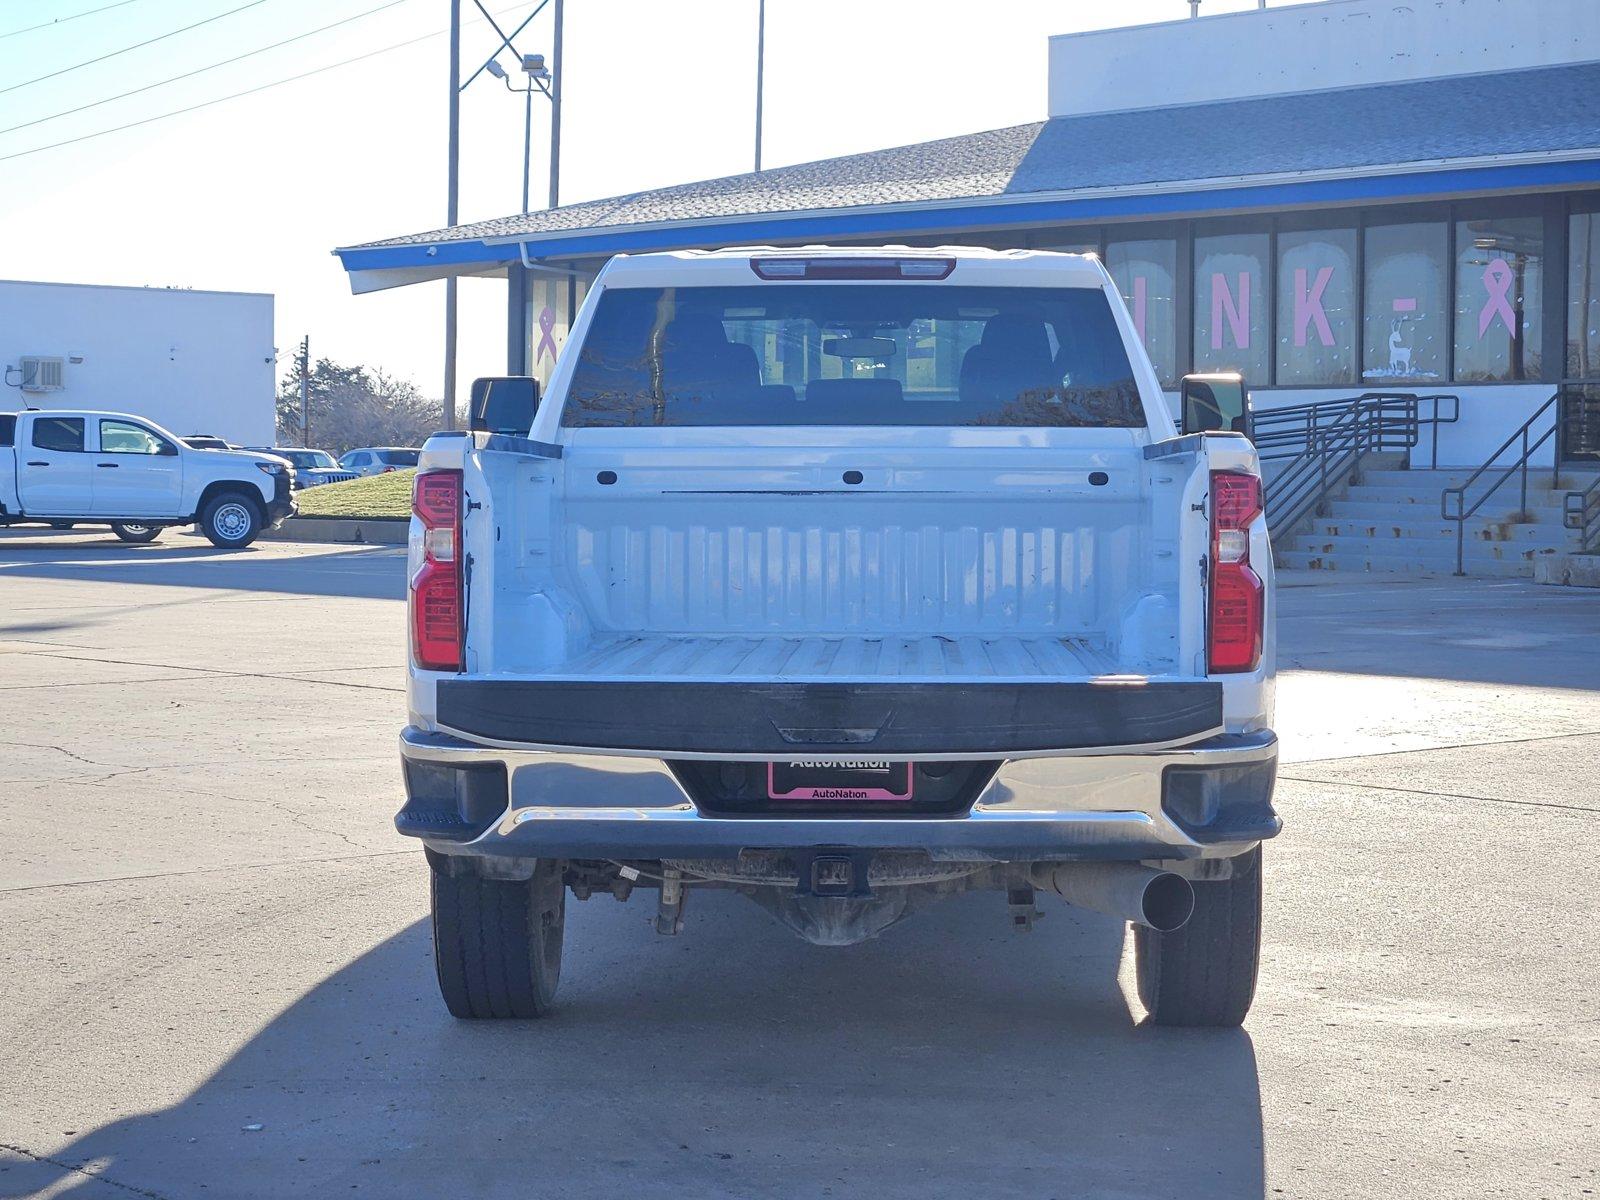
(535, 632, 1121, 682)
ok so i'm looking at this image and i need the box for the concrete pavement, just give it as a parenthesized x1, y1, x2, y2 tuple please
(0, 534, 1596, 1199)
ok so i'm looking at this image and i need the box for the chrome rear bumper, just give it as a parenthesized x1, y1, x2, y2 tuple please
(399, 726, 1279, 863)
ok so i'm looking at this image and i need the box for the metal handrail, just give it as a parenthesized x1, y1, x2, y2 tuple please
(1261, 392, 1459, 542)
(1252, 392, 1459, 466)
(1265, 405, 1383, 540)
(1566, 474, 1600, 550)
(1440, 392, 1561, 577)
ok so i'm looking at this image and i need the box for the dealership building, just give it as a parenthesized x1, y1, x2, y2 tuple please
(336, 0, 1600, 569)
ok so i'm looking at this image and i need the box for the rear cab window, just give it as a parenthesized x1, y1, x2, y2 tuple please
(561, 284, 1143, 429)
(0, 414, 14, 447)
(32, 416, 85, 452)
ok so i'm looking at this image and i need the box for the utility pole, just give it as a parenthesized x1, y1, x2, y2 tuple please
(754, 0, 765, 171)
(442, 0, 461, 431)
(548, 0, 563, 208)
(298, 335, 311, 447)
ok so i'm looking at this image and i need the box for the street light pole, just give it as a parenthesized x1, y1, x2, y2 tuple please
(754, 0, 765, 172)
(548, 0, 562, 208)
(489, 54, 552, 214)
(442, 0, 461, 431)
(522, 75, 532, 212)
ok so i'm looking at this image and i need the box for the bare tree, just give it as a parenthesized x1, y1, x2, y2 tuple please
(276, 359, 460, 453)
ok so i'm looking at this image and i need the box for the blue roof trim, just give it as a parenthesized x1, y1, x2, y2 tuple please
(337, 156, 1600, 276)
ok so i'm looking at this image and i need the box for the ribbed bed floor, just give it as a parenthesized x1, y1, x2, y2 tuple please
(534, 633, 1120, 681)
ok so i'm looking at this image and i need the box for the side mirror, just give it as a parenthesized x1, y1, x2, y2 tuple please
(1180, 372, 1250, 437)
(159, 441, 180, 456)
(469, 376, 540, 435)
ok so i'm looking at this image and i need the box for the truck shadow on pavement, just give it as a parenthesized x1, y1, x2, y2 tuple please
(0, 536, 404, 602)
(4, 889, 1264, 1200)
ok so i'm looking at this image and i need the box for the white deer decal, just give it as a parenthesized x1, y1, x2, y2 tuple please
(1388, 325, 1412, 373)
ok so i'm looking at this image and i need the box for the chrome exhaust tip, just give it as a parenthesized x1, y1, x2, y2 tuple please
(1030, 862, 1195, 932)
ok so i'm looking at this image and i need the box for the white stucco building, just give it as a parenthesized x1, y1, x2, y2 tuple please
(1, 280, 276, 446)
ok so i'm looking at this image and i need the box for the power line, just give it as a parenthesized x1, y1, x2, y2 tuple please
(0, 0, 145, 41)
(0, 0, 417, 136)
(0, 1, 537, 164)
(0, 0, 273, 97)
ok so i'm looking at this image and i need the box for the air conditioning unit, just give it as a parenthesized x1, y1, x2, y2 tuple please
(19, 356, 65, 393)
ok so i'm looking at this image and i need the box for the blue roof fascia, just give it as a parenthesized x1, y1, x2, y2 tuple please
(333, 236, 512, 273)
(337, 156, 1600, 275)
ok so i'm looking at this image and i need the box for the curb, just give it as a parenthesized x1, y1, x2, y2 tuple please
(1532, 553, 1600, 588)
(262, 517, 409, 545)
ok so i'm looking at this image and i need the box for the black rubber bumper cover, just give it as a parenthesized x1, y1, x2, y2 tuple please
(435, 678, 1224, 755)
(266, 472, 296, 525)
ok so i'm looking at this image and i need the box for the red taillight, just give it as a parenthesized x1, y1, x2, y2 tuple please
(1208, 471, 1263, 674)
(410, 469, 463, 672)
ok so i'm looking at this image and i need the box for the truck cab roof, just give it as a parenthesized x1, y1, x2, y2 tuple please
(594, 245, 1112, 290)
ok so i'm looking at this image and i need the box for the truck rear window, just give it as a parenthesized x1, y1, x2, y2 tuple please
(561, 285, 1144, 428)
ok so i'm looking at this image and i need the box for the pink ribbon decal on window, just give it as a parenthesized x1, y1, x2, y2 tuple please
(535, 305, 559, 363)
(1478, 258, 1517, 337)
(1292, 266, 1335, 347)
(1210, 272, 1250, 350)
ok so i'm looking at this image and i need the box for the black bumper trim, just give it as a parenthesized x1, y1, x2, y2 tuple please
(435, 678, 1224, 756)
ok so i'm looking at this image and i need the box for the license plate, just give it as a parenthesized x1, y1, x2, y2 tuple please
(767, 759, 913, 801)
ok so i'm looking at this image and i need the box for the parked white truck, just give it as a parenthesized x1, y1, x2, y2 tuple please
(399, 248, 1279, 1026)
(0, 409, 295, 546)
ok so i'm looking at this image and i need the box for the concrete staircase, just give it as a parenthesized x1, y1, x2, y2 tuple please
(1276, 467, 1596, 577)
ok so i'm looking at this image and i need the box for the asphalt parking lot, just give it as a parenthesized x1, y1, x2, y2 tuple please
(1, 532, 1596, 1200)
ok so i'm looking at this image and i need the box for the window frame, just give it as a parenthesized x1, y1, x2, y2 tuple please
(97, 418, 175, 457)
(30, 416, 86, 453)
(1565, 193, 1600, 381)
(1450, 200, 1547, 385)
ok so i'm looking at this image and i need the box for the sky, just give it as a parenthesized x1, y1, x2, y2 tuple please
(0, 0, 1292, 399)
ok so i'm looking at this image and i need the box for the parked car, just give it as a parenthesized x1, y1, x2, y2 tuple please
(182, 434, 240, 450)
(396, 247, 1279, 1026)
(246, 447, 358, 490)
(338, 447, 420, 476)
(0, 409, 295, 546)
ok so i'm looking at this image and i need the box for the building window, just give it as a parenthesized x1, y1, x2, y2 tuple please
(1031, 228, 1100, 254)
(1106, 238, 1178, 386)
(1569, 209, 1600, 379)
(528, 273, 575, 385)
(1194, 229, 1270, 384)
(1363, 220, 1448, 385)
(1454, 212, 1543, 382)
(1276, 227, 1357, 386)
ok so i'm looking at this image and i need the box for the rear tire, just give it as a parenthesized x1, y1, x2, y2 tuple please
(200, 491, 262, 548)
(430, 858, 565, 1019)
(1135, 846, 1262, 1027)
(110, 522, 162, 544)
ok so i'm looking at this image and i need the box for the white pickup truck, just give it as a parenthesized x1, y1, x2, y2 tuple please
(400, 247, 1279, 1027)
(0, 409, 295, 546)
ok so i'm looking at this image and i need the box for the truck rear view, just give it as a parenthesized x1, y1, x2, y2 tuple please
(400, 248, 1278, 1026)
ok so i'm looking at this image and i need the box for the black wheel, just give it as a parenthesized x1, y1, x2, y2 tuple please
(110, 522, 162, 544)
(430, 858, 565, 1019)
(1135, 846, 1262, 1028)
(200, 491, 262, 548)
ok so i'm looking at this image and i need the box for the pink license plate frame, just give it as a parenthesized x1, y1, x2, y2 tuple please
(766, 761, 913, 802)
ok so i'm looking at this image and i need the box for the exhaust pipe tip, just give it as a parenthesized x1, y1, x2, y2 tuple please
(1140, 871, 1195, 933)
(1030, 862, 1196, 932)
